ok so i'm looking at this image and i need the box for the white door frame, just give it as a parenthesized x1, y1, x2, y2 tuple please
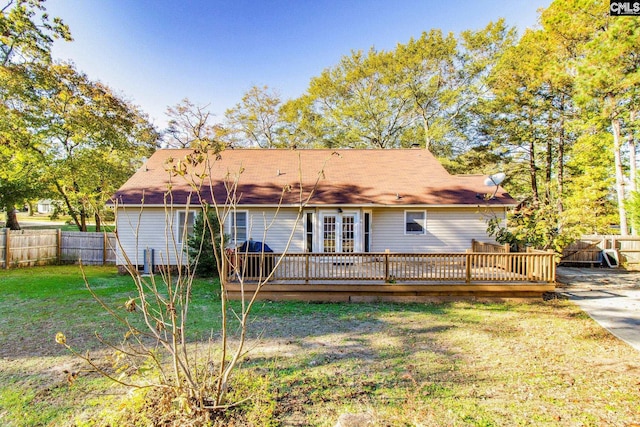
(319, 210, 361, 253)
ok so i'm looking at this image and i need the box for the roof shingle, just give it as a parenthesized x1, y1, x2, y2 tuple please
(113, 149, 516, 207)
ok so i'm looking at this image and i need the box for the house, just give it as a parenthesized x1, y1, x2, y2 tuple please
(36, 199, 54, 214)
(113, 148, 554, 300)
(114, 148, 513, 261)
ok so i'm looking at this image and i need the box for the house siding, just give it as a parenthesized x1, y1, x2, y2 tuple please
(116, 207, 190, 267)
(228, 208, 305, 253)
(116, 207, 306, 267)
(116, 206, 504, 267)
(370, 207, 502, 253)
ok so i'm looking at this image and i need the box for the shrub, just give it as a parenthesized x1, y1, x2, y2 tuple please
(187, 206, 223, 277)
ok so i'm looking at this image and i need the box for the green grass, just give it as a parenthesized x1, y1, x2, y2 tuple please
(10, 212, 115, 232)
(1, 266, 640, 426)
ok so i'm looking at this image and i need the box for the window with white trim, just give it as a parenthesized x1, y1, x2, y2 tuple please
(305, 212, 314, 252)
(177, 211, 196, 244)
(230, 211, 248, 243)
(405, 210, 426, 235)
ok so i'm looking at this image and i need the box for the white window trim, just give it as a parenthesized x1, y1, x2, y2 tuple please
(404, 210, 427, 235)
(229, 210, 249, 245)
(304, 210, 315, 252)
(176, 210, 196, 244)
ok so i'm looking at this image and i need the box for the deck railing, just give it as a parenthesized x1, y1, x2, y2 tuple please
(471, 239, 510, 254)
(226, 251, 556, 284)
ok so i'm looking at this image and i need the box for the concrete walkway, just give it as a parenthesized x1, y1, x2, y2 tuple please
(556, 267, 640, 351)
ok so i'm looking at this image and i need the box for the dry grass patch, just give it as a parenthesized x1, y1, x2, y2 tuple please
(1, 267, 639, 426)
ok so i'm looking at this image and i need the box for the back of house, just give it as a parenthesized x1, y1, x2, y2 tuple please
(112, 148, 516, 271)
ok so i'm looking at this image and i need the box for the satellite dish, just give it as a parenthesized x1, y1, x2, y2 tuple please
(483, 172, 506, 200)
(484, 172, 506, 187)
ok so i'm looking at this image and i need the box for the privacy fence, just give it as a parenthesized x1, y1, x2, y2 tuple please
(561, 235, 640, 269)
(0, 229, 116, 269)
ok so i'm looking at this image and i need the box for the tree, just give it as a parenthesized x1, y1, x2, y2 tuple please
(0, 0, 71, 229)
(223, 85, 286, 148)
(0, 0, 71, 66)
(165, 98, 225, 150)
(573, 6, 640, 235)
(5, 62, 158, 231)
(58, 146, 331, 423)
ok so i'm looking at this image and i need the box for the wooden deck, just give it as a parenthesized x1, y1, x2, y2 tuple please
(225, 251, 556, 301)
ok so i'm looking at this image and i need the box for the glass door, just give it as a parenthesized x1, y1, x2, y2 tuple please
(321, 213, 357, 253)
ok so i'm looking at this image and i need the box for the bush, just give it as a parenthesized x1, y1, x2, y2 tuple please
(187, 206, 223, 277)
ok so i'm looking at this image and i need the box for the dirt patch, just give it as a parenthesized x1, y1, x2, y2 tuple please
(556, 266, 640, 289)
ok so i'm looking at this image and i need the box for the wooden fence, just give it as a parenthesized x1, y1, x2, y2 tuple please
(561, 235, 640, 269)
(0, 228, 116, 269)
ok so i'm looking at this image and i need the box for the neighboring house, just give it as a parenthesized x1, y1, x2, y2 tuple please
(113, 148, 516, 271)
(37, 199, 54, 214)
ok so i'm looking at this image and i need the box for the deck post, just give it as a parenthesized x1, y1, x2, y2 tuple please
(384, 250, 390, 281)
(305, 254, 310, 284)
(465, 253, 471, 283)
(548, 249, 556, 283)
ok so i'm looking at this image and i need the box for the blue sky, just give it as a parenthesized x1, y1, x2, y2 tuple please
(46, 0, 550, 129)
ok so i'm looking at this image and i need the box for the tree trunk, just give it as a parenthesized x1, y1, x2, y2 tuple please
(628, 111, 637, 235)
(612, 117, 628, 235)
(545, 136, 552, 204)
(528, 135, 539, 205)
(80, 209, 87, 232)
(628, 111, 637, 193)
(5, 207, 21, 230)
(95, 212, 101, 233)
(557, 97, 565, 218)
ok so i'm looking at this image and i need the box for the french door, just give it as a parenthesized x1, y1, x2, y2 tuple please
(321, 213, 356, 253)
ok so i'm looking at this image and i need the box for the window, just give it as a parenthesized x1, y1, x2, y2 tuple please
(177, 211, 196, 244)
(230, 211, 248, 243)
(363, 212, 371, 252)
(405, 210, 426, 235)
(305, 212, 314, 252)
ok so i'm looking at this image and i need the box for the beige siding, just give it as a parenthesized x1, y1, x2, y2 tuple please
(116, 207, 187, 267)
(117, 205, 504, 267)
(116, 207, 305, 267)
(229, 208, 305, 253)
(370, 207, 503, 253)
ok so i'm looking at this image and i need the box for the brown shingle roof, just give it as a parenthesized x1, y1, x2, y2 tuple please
(113, 149, 516, 207)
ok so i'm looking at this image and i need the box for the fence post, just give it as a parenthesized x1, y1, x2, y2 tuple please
(4, 228, 9, 269)
(57, 229, 62, 264)
(103, 232, 108, 266)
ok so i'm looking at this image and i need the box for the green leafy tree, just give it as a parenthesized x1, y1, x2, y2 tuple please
(0, 0, 71, 229)
(574, 6, 640, 235)
(223, 85, 286, 148)
(6, 63, 158, 231)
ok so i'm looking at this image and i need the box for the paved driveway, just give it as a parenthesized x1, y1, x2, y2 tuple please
(556, 267, 640, 351)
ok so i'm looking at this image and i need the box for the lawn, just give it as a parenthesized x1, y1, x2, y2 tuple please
(8, 212, 115, 232)
(1, 266, 639, 426)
